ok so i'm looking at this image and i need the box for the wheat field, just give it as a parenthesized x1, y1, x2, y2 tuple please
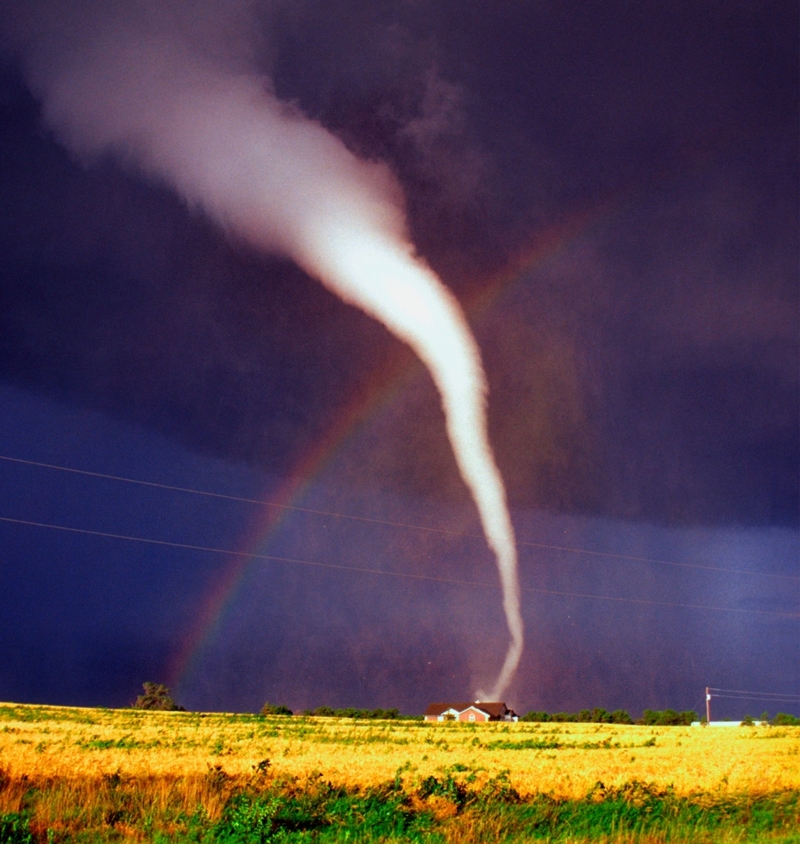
(1, 702, 798, 801)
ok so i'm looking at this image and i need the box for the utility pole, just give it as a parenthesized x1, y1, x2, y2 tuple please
(705, 687, 711, 725)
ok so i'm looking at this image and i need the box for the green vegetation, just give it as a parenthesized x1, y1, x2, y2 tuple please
(751, 712, 800, 727)
(520, 708, 702, 726)
(641, 709, 697, 726)
(460, 783, 800, 843)
(0, 812, 34, 844)
(521, 708, 634, 724)
(256, 703, 426, 720)
(2, 703, 798, 840)
(260, 703, 294, 717)
(299, 706, 421, 720)
(212, 780, 437, 842)
(1, 769, 797, 842)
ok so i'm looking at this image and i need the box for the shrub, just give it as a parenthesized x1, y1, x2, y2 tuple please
(214, 793, 284, 842)
(418, 773, 468, 808)
(0, 813, 34, 844)
(260, 702, 293, 716)
(304, 706, 403, 719)
(642, 709, 696, 726)
(477, 771, 522, 805)
(772, 712, 800, 726)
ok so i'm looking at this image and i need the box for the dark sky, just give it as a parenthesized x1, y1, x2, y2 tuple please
(0, 0, 797, 717)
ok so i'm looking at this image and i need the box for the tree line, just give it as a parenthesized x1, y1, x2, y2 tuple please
(521, 708, 637, 724)
(129, 684, 799, 725)
(263, 703, 421, 720)
(521, 707, 702, 726)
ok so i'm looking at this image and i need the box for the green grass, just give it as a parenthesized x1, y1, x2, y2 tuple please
(2, 771, 798, 843)
(212, 787, 439, 843)
(472, 783, 800, 843)
(0, 812, 35, 844)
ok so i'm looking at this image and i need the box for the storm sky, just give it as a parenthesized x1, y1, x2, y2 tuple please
(0, 0, 797, 717)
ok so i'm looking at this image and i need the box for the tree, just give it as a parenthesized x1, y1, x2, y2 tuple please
(521, 708, 633, 724)
(260, 702, 293, 716)
(132, 682, 185, 711)
(642, 708, 695, 726)
(311, 706, 335, 717)
(520, 711, 551, 722)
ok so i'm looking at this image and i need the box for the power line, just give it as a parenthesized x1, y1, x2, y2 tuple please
(519, 540, 798, 581)
(704, 686, 800, 723)
(0, 515, 484, 588)
(1, 515, 798, 620)
(707, 687, 800, 700)
(1, 454, 797, 582)
(710, 694, 800, 702)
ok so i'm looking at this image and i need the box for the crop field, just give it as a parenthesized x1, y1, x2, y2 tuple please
(1, 703, 798, 842)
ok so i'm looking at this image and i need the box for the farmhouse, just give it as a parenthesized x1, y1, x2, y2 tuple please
(424, 701, 518, 723)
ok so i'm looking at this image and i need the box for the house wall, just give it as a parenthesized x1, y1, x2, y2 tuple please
(425, 709, 460, 722)
(458, 707, 489, 722)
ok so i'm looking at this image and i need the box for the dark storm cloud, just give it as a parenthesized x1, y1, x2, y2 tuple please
(1, 386, 796, 714)
(0, 0, 797, 529)
(0, 71, 398, 471)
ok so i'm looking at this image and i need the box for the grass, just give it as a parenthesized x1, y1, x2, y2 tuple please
(0, 703, 798, 841)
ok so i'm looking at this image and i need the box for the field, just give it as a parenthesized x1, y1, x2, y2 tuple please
(1, 703, 798, 842)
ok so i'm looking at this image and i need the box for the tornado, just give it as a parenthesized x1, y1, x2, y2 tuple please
(2, 0, 524, 699)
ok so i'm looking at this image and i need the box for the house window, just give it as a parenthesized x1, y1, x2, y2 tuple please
(468, 713, 475, 722)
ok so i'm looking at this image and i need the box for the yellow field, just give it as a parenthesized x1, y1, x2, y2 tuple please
(1, 702, 798, 803)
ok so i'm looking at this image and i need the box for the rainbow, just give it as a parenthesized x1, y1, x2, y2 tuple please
(171, 203, 611, 696)
(168, 347, 419, 692)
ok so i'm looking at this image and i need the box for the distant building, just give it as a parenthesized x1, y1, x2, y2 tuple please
(424, 701, 518, 723)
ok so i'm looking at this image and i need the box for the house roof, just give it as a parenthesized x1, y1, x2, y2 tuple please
(424, 701, 511, 717)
